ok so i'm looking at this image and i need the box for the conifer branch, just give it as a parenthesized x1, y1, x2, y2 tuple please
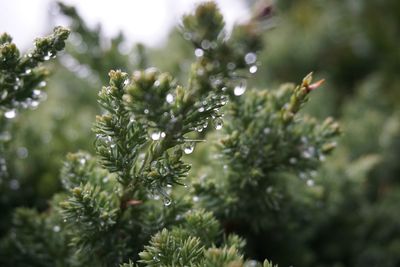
(0, 27, 70, 111)
(194, 74, 341, 231)
(91, 2, 265, 206)
(0, 27, 69, 179)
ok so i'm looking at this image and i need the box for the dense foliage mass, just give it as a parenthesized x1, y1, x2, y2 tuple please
(0, 1, 399, 267)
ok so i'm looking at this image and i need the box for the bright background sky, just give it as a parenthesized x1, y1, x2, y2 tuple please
(0, 0, 249, 50)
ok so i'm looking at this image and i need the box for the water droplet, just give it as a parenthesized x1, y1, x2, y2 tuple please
(201, 40, 211, 50)
(0, 131, 11, 142)
(144, 109, 149, 114)
(198, 106, 205, 112)
(214, 118, 223, 130)
(211, 77, 222, 88)
(44, 51, 53, 61)
(234, 79, 247, 96)
(183, 32, 192, 40)
(17, 147, 28, 159)
(20, 101, 28, 109)
(220, 95, 227, 105)
(9, 179, 19, 190)
(244, 52, 257, 65)
(196, 67, 205, 76)
(4, 109, 16, 119)
(1, 90, 8, 100)
(25, 69, 32, 74)
(30, 101, 39, 108)
(306, 179, 315, 187)
(299, 172, 307, 180)
(302, 146, 316, 159)
(183, 142, 195, 154)
(301, 136, 308, 144)
(38, 81, 47, 88)
(249, 65, 258, 74)
(166, 93, 174, 103)
(194, 48, 204, 57)
(227, 62, 236, 70)
(192, 196, 199, 202)
(160, 132, 166, 138)
(0, 163, 6, 172)
(163, 198, 172, 206)
(53, 225, 61, 232)
(151, 131, 161, 141)
(302, 151, 312, 158)
(245, 260, 258, 267)
(33, 89, 41, 96)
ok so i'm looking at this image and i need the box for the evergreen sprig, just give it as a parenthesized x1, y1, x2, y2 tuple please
(54, 3, 269, 266)
(139, 228, 204, 266)
(193, 73, 340, 231)
(137, 210, 258, 267)
(59, 152, 120, 251)
(0, 27, 70, 112)
(91, 1, 265, 205)
(0, 2, 341, 267)
(0, 27, 69, 182)
(56, 3, 274, 266)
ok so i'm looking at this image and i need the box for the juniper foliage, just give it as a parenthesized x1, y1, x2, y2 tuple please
(0, 27, 70, 236)
(0, 2, 344, 267)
